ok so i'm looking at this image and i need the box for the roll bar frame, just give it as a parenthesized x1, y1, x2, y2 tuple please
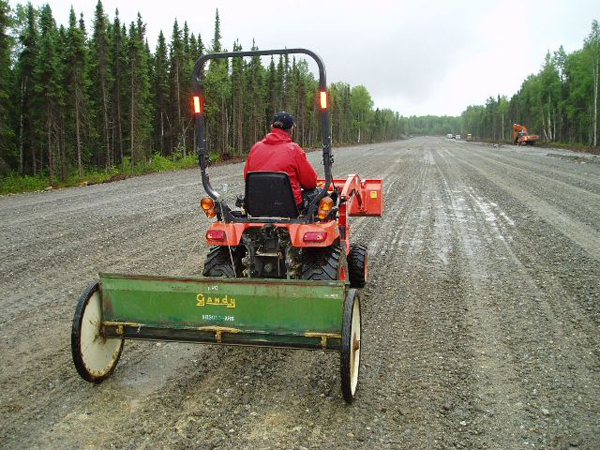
(192, 48, 332, 223)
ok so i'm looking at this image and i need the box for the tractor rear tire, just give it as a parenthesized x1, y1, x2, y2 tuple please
(203, 246, 242, 278)
(301, 245, 346, 281)
(348, 244, 368, 288)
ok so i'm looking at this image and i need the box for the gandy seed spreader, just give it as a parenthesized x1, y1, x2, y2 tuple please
(71, 49, 383, 403)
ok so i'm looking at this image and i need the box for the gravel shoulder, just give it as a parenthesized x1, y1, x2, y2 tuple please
(1, 137, 598, 449)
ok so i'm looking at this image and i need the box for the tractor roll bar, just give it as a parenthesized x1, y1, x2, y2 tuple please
(192, 48, 332, 223)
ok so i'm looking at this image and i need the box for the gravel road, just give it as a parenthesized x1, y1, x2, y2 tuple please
(1, 137, 599, 449)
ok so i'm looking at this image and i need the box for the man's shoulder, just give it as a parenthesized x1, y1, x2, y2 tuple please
(250, 139, 267, 152)
(288, 142, 305, 154)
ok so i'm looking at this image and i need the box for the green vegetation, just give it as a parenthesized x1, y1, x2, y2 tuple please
(0, 153, 198, 194)
(0, 2, 408, 194)
(404, 115, 461, 136)
(460, 20, 600, 147)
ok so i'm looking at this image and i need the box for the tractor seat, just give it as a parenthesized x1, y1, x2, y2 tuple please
(245, 171, 299, 218)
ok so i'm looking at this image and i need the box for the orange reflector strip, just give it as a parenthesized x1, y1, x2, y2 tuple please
(319, 91, 327, 109)
(193, 96, 202, 114)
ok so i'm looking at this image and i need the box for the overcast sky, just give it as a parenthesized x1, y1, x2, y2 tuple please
(10, 0, 599, 116)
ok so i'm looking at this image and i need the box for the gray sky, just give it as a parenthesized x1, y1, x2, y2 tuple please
(11, 0, 599, 116)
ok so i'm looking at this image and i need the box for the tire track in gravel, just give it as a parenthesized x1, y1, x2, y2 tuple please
(438, 141, 600, 448)
(448, 144, 600, 230)
(449, 148, 600, 260)
(445, 139, 600, 192)
(435, 145, 531, 448)
(352, 146, 478, 449)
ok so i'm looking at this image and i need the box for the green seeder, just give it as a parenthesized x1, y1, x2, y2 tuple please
(72, 274, 360, 402)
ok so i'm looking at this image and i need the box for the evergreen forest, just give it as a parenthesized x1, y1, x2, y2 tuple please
(0, 1, 406, 189)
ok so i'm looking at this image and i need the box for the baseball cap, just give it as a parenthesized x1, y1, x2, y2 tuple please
(271, 111, 295, 130)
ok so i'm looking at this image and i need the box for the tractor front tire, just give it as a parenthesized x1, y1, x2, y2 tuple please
(203, 246, 242, 278)
(302, 245, 346, 281)
(348, 244, 368, 288)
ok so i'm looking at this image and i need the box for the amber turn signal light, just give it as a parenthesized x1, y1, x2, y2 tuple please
(200, 197, 214, 210)
(200, 197, 217, 218)
(317, 196, 334, 220)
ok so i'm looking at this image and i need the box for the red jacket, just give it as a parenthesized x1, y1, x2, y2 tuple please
(244, 128, 317, 205)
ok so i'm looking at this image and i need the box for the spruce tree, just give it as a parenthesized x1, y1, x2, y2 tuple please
(0, 0, 14, 169)
(189, 33, 198, 61)
(181, 22, 195, 155)
(275, 55, 284, 110)
(182, 21, 190, 62)
(231, 40, 244, 154)
(244, 40, 265, 145)
(266, 57, 276, 116)
(15, 3, 39, 175)
(109, 10, 126, 166)
(64, 7, 89, 179)
(169, 19, 184, 155)
(35, 5, 61, 182)
(211, 9, 221, 53)
(152, 30, 169, 155)
(125, 15, 152, 172)
(90, 0, 112, 168)
(197, 32, 204, 56)
(55, 25, 67, 179)
(204, 9, 230, 155)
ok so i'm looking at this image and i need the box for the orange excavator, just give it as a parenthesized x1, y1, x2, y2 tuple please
(512, 124, 539, 146)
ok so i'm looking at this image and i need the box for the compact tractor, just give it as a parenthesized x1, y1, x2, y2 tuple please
(71, 49, 383, 403)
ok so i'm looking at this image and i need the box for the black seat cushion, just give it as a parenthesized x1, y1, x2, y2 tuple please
(245, 171, 299, 218)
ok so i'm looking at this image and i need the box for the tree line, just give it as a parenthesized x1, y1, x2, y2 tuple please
(0, 1, 407, 183)
(461, 20, 600, 146)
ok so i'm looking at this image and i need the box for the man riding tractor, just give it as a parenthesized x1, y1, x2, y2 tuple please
(244, 111, 320, 211)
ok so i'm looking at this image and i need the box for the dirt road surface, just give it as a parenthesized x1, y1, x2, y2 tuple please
(1, 137, 599, 449)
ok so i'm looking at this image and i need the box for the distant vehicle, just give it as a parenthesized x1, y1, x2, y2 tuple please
(455, 134, 461, 140)
(466, 134, 472, 142)
(512, 124, 539, 146)
(446, 133, 454, 139)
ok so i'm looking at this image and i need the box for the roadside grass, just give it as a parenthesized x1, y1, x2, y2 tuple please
(0, 153, 203, 195)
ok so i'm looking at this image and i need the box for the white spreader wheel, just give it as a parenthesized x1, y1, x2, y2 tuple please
(71, 282, 123, 383)
(340, 288, 361, 403)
